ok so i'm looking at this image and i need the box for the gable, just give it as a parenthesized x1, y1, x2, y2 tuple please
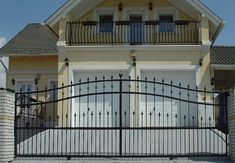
(45, 0, 224, 43)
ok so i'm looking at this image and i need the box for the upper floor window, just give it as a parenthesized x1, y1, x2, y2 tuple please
(99, 15, 113, 33)
(159, 15, 174, 32)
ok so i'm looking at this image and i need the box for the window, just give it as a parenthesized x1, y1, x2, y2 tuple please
(17, 81, 33, 92)
(17, 81, 34, 116)
(159, 15, 174, 32)
(49, 80, 58, 101)
(99, 15, 113, 33)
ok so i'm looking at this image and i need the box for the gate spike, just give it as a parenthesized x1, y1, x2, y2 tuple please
(119, 73, 123, 78)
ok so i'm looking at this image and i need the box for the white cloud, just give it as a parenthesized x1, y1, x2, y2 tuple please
(0, 37, 7, 48)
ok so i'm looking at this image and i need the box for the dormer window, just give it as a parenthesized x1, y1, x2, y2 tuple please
(99, 15, 113, 33)
(159, 15, 174, 32)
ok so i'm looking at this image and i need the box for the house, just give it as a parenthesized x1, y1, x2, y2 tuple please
(0, 0, 231, 159)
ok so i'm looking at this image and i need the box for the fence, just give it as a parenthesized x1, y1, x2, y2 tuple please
(14, 75, 228, 158)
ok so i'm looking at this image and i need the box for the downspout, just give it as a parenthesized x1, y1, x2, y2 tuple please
(0, 57, 8, 72)
(210, 22, 225, 48)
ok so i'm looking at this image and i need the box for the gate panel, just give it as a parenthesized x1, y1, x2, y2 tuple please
(14, 75, 228, 158)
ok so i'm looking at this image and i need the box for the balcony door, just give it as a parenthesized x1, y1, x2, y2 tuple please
(129, 15, 143, 45)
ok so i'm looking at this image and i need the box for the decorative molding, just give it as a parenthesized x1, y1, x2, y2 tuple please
(58, 44, 210, 53)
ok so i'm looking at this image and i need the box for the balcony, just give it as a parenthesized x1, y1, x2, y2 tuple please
(65, 20, 201, 46)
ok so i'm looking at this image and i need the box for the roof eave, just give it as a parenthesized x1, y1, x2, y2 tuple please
(45, 0, 82, 27)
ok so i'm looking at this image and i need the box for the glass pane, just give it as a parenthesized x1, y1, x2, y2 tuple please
(99, 15, 113, 33)
(159, 15, 174, 32)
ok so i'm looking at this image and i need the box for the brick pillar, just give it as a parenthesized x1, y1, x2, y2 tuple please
(228, 87, 235, 160)
(0, 88, 15, 163)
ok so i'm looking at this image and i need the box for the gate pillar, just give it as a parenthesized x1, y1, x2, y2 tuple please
(0, 88, 15, 163)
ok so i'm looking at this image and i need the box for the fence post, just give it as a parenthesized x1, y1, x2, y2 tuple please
(119, 73, 123, 156)
(228, 87, 235, 160)
(0, 88, 15, 163)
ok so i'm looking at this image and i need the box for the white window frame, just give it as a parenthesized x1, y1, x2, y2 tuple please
(15, 78, 35, 92)
(123, 7, 148, 21)
(93, 7, 118, 33)
(155, 7, 179, 33)
(47, 78, 58, 101)
(155, 7, 179, 20)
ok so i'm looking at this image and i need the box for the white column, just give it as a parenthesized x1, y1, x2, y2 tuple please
(0, 89, 15, 163)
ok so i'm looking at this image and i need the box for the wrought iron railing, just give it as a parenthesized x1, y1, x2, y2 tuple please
(14, 75, 228, 158)
(65, 20, 201, 46)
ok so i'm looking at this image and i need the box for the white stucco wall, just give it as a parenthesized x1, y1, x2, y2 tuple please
(0, 57, 9, 88)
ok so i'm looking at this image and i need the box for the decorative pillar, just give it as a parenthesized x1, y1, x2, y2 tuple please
(0, 88, 15, 163)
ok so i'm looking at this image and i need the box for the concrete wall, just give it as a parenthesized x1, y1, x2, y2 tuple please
(0, 89, 15, 163)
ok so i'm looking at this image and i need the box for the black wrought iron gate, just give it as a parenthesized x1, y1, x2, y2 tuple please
(14, 75, 228, 158)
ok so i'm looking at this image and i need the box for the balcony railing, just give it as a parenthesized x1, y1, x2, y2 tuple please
(65, 20, 201, 46)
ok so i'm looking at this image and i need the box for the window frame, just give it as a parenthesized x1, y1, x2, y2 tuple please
(15, 78, 35, 92)
(99, 14, 114, 33)
(155, 7, 179, 33)
(159, 15, 174, 33)
(47, 79, 58, 101)
(93, 7, 117, 33)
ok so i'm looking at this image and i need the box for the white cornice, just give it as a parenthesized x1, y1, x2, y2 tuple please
(57, 44, 210, 53)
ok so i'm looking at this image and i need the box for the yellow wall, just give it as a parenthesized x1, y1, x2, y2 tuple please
(79, 0, 191, 21)
(58, 50, 211, 90)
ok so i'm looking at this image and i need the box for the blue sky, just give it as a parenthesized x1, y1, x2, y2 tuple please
(0, 0, 235, 47)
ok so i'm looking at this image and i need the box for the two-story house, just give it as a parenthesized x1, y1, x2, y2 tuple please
(0, 0, 230, 159)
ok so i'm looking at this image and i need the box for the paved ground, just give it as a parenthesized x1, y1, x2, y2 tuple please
(14, 157, 234, 163)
